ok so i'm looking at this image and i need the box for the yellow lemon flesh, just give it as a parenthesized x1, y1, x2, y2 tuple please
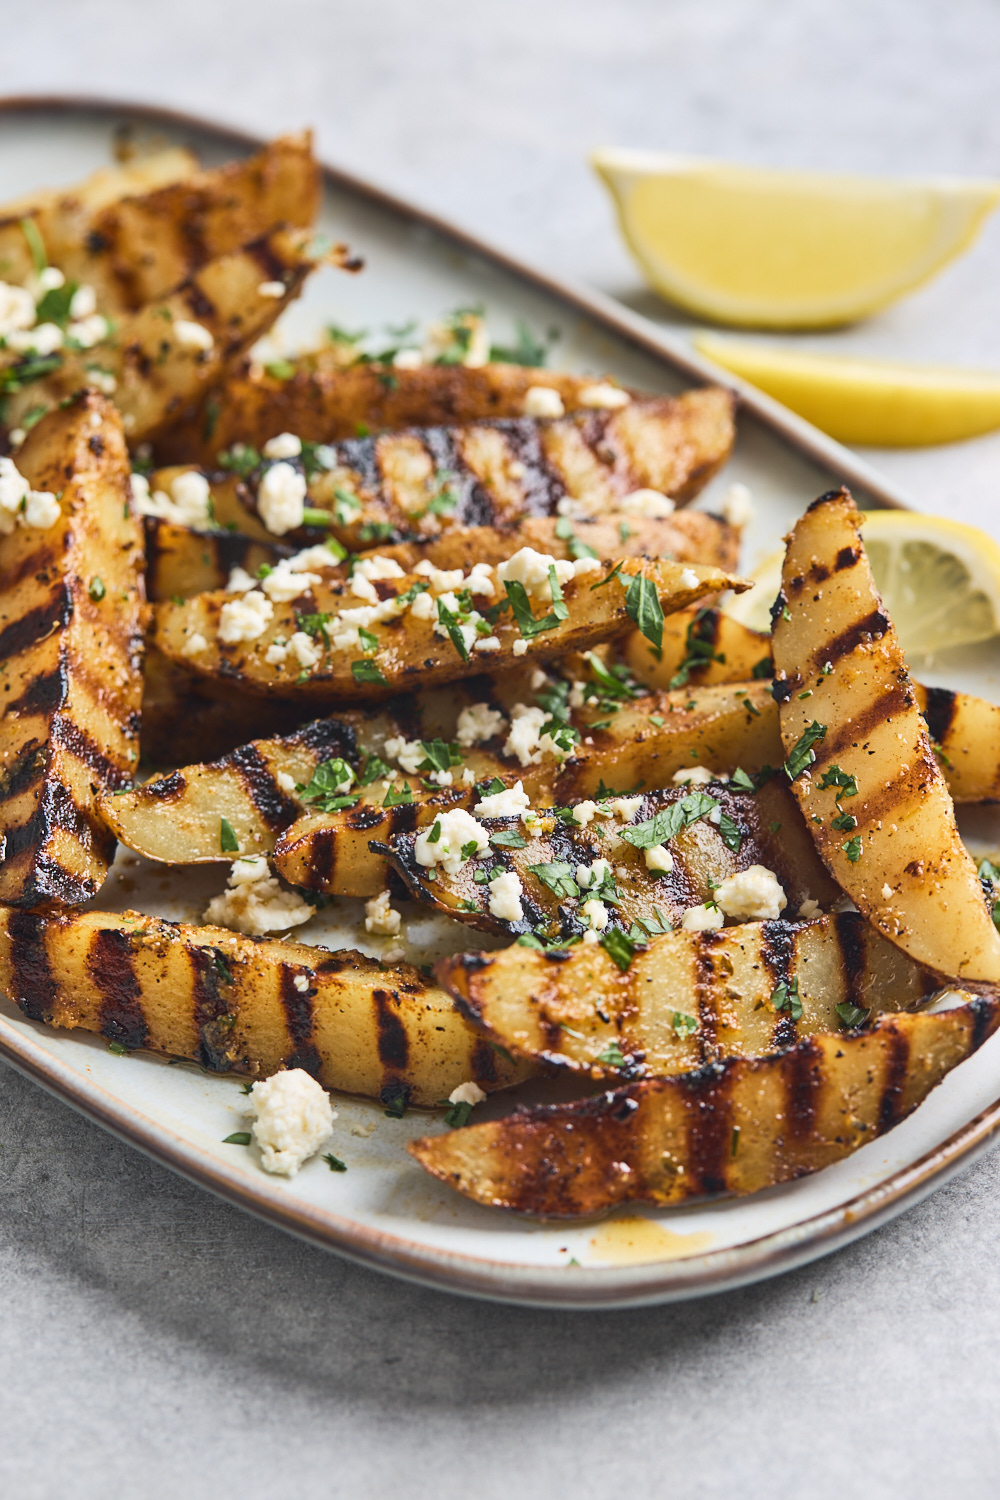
(592, 149, 1000, 330)
(726, 511, 1000, 657)
(696, 334, 1000, 447)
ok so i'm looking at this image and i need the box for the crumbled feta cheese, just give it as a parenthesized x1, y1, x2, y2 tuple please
(182, 631, 209, 657)
(620, 488, 675, 518)
(262, 431, 302, 460)
(881, 883, 893, 901)
(265, 640, 288, 665)
(260, 560, 323, 604)
(86, 369, 117, 395)
(579, 383, 630, 409)
(581, 897, 609, 931)
(456, 702, 506, 747)
(365, 890, 402, 936)
(522, 385, 565, 419)
(21, 489, 60, 529)
(461, 767, 476, 786)
(488, 869, 525, 922)
(218, 590, 274, 643)
(582, 929, 600, 946)
(464, 563, 497, 598)
(610, 796, 644, 822)
(475, 781, 531, 819)
(720, 482, 754, 527)
(257, 280, 286, 299)
(36, 266, 65, 292)
(0, 456, 60, 536)
(503, 704, 548, 766)
(449, 1081, 487, 1107)
(227, 566, 256, 593)
(169, 469, 213, 526)
(497, 546, 574, 599)
(421, 313, 489, 367)
(247, 1070, 335, 1177)
(350, 553, 406, 601)
(69, 283, 97, 320)
(644, 843, 674, 873)
(205, 857, 313, 936)
(8, 320, 62, 355)
(673, 766, 716, 786)
(0, 281, 36, 336)
(679, 568, 700, 590)
(414, 560, 465, 593)
(277, 771, 297, 794)
(572, 555, 602, 578)
(383, 736, 426, 775)
(6, 428, 25, 450)
(393, 347, 423, 369)
(408, 589, 436, 621)
(512, 638, 528, 656)
(576, 857, 612, 890)
(289, 631, 321, 668)
(257, 461, 307, 535)
(475, 636, 501, 652)
(175, 319, 214, 352)
(798, 897, 821, 919)
(293, 974, 311, 992)
(414, 808, 490, 875)
(681, 903, 724, 932)
(66, 313, 108, 348)
(572, 800, 598, 827)
(714, 865, 787, 922)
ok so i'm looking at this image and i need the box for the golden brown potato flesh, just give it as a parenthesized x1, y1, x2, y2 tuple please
(622, 606, 772, 692)
(154, 392, 736, 550)
(142, 517, 296, 602)
(2, 226, 331, 443)
(409, 1001, 998, 1215)
(772, 488, 1000, 986)
(0, 394, 144, 906)
(0, 906, 529, 1107)
(439, 912, 941, 1077)
(152, 556, 746, 703)
(383, 779, 839, 939)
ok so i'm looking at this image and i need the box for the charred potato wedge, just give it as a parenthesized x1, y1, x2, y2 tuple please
(772, 489, 1000, 985)
(439, 912, 941, 1076)
(0, 394, 144, 906)
(153, 556, 746, 703)
(0, 907, 528, 1106)
(410, 1001, 998, 1215)
(622, 606, 772, 692)
(383, 779, 838, 939)
(143, 517, 296, 603)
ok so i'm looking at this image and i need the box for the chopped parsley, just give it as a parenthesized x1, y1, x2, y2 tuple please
(504, 566, 569, 639)
(358, 751, 392, 786)
(624, 571, 664, 658)
(323, 1153, 348, 1171)
(219, 817, 239, 853)
(382, 781, 414, 807)
(490, 829, 527, 848)
(619, 791, 718, 850)
(526, 860, 579, 900)
(351, 660, 387, 686)
(489, 318, 555, 367)
(669, 608, 724, 688)
(835, 1002, 871, 1031)
(554, 514, 598, 561)
(784, 721, 828, 780)
(295, 757, 360, 812)
(223, 1131, 252, 1146)
(770, 975, 803, 1021)
(88, 576, 106, 602)
(601, 927, 640, 972)
(444, 1099, 475, 1128)
(672, 1011, 698, 1039)
(841, 835, 863, 863)
(595, 1040, 627, 1067)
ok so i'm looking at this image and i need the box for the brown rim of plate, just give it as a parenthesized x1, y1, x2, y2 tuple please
(1, 94, 978, 1313)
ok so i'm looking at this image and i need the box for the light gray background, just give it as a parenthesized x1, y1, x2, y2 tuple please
(4, 3, 1000, 1496)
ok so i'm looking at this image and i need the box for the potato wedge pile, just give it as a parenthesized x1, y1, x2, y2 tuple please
(2, 133, 999, 1219)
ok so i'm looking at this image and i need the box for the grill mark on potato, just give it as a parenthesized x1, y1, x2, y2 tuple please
(851, 751, 938, 829)
(0, 587, 72, 660)
(877, 1027, 912, 1130)
(782, 1040, 821, 1141)
(423, 426, 496, 528)
(189, 945, 237, 1072)
(230, 743, 299, 830)
(760, 920, 797, 1050)
(0, 739, 47, 804)
(296, 716, 358, 760)
(374, 986, 409, 1072)
(50, 715, 124, 785)
(681, 1062, 731, 1196)
(305, 825, 338, 886)
(143, 771, 188, 803)
(470, 1037, 498, 1087)
(819, 682, 910, 762)
(819, 608, 891, 668)
(920, 686, 959, 746)
(89, 927, 148, 1050)
(834, 912, 869, 1011)
(501, 419, 565, 516)
(8, 908, 58, 1022)
(278, 965, 322, 1076)
(4, 666, 66, 719)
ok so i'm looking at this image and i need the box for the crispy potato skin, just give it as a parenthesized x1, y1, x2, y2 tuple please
(0, 906, 529, 1106)
(409, 1001, 998, 1215)
(438, 912, 939, 1076)
(152, 557, 746, 703)
(772, 489, 1000, 986)
(0, 394, 144, 906)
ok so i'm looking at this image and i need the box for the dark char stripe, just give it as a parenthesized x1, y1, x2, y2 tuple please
(782, 1039, 822, 1142)
(877, 1025, 912, 1131)
(834, 912, 869, 1012)
(89, 927, 148, 1050)
(279, 965, 321, 1076)
(0, 587, 72, 661)
(7, 908, 59, 1022)
(921, 686, 959, 746)
(4, 666, 66, 719)
(820, 682, 910, 762)
(760, 919, 797, 1050)
(680, 1060, 732, 1197)
(191, 945, 236, 1072)
(231, 743, 299, 830)
(820, 608, 891, 668)
(374, 987, 409, 1072)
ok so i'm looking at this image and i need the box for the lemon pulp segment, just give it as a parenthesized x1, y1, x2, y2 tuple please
(593, 149, 1000, 329)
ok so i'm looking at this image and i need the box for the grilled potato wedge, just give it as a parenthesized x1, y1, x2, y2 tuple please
(57, 133, 321, 313)
(0, 906, 528, 1106)
(383, 779, 838, 939)
(155, 365, 735, 480)
(439, 911, 940, 1076)
(0, 393, 144, 906)
(635, 610, 1000, 803)
(143, 510, 739, 602)
(0, 147, 198, 288)
(772, 489, 1000, 985)
(410, 1000, 998, 1215)
(275, 680, 781, 897)
(2, 227, 333, 443)
(153, 556, 746, 702)
(153, 392, 736, 550)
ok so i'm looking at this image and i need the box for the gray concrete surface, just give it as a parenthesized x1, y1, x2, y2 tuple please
(5, 2, 1000, 1494)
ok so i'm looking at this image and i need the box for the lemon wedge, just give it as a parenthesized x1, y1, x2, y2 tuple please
(695, 334, 1000, 446)
(725, 510, 1000, 656)
(592, 149, 1000, 329)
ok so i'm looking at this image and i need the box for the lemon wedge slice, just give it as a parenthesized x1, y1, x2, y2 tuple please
(695, 334, 1000, 447)
(725, 510, 1000, 656)
(592, 149, 1000, 329)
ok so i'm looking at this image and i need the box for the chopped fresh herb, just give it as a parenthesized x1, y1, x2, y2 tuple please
(213, 950, 233, 984)
(730, 767, 756, 793)
(382, 780, 414, 808)
(395, 578, 430, 608)
(842, 835, 863, 863)
(554, 514, 598, 560)
(798, 690, 813, 700)
(835, 1001, 871, 1031)
(219, 817, 239, 853)
(444, 1099, 475, 1128)
(19, 217, 46, 274)
(831, 812, 858, 832)
(357, 626, 379, 655)
(624, 571, 664, 657)
(332, 486, 361, 524)
(818, 766, 858, 799)
(358, 521, 396, 544)
(618, 520, 632, 544)
(490, 829, 527, 848)
(417, 738, 461, 774)
(425, 469, 458, 516)
(35, 280, 77, 328)
(88, 576, 105, 602)
(240, 1081, 254, 1095)
(784, 721, 828, 780)
(0, 353, 62, 393)
(591, 561, 625, 591)
(526, 860, 579, 900)
(323, 1153, 348, 1171)
(672, 1011, 698, 1038)
(504, 569, 568, 640)
(107, 1041, 130, 1056)
(516, 933, 544, 949)
(821, 661, 834, 675)
(584, 650, 640, 704)
(595, 1040, 627, 1067)
(351, 660, 388, 685)
(731, 1126, 741, 1158)
(296, 610, 333, 646)
(669, 608, 724, 688)
(301, 506, 334, 528)
(769, 820, 782, 833)
(479, 776, 506, 797)
(436, 595, 471, 661)
(427, 818, 442, 844)
(357, 752, 391, 786)
(218, 442, 261, 478)
(716, 809, 744, 853)
(264, 359, 296, 381)
(740, 695, 762, 718)
(381, 1084, 409, 1119)
(295, 757, 360, 813)
(752, 656, 774, 680)
(770, 975, 803, 1021)
(223, 1131, 252, 1146)
(489, 318, 554, 367)
(619, 790, 718, 850)
(649, 714, 664, 728)
(601, 927, 639, 972)
(459, 840, 480, 862)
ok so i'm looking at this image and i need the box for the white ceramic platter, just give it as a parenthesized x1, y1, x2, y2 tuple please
(3, 97, 1000, 1309)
